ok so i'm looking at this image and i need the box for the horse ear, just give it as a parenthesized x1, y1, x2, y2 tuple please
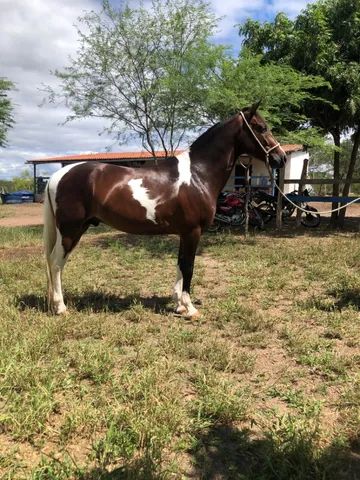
(241, 100, 261, 120)
(249, 100, 261, 117)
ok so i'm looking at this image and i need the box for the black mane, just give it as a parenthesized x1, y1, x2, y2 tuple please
(190, 115, 238, 151)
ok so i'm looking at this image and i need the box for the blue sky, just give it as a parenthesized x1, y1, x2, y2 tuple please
(0, 0, 314, 179)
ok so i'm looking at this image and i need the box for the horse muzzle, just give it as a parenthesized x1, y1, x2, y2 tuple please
(269, 151, 287, 169)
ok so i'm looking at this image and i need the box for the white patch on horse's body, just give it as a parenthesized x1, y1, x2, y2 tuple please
(48, 162, 84, 212)
(173, 151, 192, 195)
(128, 178, 159, 223)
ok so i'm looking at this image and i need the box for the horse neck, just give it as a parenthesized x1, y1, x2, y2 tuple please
(190, 124, 241, 197)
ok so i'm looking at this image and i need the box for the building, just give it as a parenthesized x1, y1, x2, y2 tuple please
(26, 145, 307, 200)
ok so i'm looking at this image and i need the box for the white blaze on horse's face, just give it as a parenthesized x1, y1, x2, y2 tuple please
(128, 178, 159, 223)
(174, 151, 192, 194)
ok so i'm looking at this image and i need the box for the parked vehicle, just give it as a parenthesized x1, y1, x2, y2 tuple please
(0, 190, 34, 204)
(208, 191, 264, 232)
(254, 189, 321, 228)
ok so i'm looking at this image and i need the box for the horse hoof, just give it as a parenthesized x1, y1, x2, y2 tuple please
(52, 304, 68, 315)
(175, 305, 187, 315)
(185, 309, 201, 320)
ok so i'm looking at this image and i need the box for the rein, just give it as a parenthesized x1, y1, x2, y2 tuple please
(240, 111, 360, 215)
(269, 166, 360, 214)
(240, 111, 280, 169)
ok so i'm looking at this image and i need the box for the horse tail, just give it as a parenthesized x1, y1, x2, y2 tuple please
(43, 184, 56, 298)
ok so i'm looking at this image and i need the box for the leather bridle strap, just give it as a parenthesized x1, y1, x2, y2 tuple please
(240, 111, 280, 168)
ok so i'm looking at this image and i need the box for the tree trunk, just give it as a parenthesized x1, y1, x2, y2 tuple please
(338, 126, 360, 227)
(330, 127, 341, 227)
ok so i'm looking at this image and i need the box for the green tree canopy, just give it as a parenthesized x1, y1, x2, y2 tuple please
(240, 0, 360, 224)
(204, 52, 328, 146)
(0, 78, 14, 147)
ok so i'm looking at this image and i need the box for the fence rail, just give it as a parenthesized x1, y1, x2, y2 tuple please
(284, 178, 360, 185)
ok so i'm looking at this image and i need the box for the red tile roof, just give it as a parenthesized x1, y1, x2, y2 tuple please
(26, 150, 184, 164)
(26, 145, 303, 165)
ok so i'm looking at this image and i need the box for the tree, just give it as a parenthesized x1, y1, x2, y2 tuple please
(204, 52, 327, 145)
(0, 78, 14, 147)
(47, 0, 225, 156)
(308, 139, 360, 195)
(240, 0, 360, 225)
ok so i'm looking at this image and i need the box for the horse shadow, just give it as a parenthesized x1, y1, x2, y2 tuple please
(328, 288, 360, 311)
(318, 287, 360, 311)
(17, 291, 174, 315)
(188, 425, 360, 480)
(93, 232, 181, 257)
(68, 425, 360, 479)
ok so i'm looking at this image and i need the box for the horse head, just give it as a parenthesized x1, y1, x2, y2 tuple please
(237, 103, 287, 169)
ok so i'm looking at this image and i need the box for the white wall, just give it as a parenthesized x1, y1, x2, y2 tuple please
(283, 151, 308, 194)
(222, 151, 308, 193)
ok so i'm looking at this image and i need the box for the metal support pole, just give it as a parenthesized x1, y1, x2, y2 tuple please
(276, 168, 285, 230)
(33, 163, 37, 202)
(244, 165, 250, 238)
(296, 158, 309, 226)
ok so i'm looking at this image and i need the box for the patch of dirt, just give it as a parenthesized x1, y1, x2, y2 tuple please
(0, 245, 43, 259)
(309, 201, 360, 217)
(0, 203, 43, 227)
(1, 201, 359, 228)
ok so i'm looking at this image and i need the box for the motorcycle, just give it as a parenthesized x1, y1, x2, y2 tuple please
(208, 192, 264, 232)
(253, 189, 321, 228)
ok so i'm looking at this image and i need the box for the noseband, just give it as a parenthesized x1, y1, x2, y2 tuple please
(240, 111, 280, 167)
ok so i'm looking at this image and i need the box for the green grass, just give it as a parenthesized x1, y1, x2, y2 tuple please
(0, 225, 359, 479)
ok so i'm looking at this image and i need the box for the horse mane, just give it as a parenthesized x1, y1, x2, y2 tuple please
(190, 115, 238, 152)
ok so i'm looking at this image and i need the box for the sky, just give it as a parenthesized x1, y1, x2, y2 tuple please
(0, 0, 315, 180)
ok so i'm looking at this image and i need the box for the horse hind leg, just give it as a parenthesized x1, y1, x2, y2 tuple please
(48, 229, 68, 315)
(174, 229, 200, 318)
(48, 223, 88, 315)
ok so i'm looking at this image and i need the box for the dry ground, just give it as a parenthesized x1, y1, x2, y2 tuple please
(0, 218, 359, 479)
(0, 201, 359, 228)
(0, 203, 43, 227)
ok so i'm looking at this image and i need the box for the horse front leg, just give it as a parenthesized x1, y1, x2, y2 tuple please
(174, 228, 201, 318)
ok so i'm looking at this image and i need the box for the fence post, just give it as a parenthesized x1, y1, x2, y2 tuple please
(276, 168, 285, 229)
(244, 165, 250, 238)
(296, 158, 309, 226)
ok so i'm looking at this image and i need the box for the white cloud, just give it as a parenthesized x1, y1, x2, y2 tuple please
(1, 0, 316, 180)
(0, 0, 115, 180)
(211, 0, 316, 41)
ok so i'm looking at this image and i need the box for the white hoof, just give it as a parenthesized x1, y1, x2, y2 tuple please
(52, 302, 67, 315)
(176, 305, 187, 314)
(185, 308, 201, 320)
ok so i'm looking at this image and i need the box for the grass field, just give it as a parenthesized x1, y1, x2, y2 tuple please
(0, 223, 359, 479)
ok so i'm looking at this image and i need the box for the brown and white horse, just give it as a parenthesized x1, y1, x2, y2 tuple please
(44, 104, 286, 317)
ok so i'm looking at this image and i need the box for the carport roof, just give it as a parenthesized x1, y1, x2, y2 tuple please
(26, 145, 304, 165)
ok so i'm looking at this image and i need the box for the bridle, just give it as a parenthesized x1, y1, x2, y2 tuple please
(240, 111, 281, 168)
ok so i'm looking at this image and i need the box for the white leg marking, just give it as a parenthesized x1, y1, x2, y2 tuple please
(173, 266, 186, 314)
(181, 292, 199, 318)
(46, 163, 83, 315)
(49, 229, 67, 315)
(174, 151, 192, 195)
(173, 265, 199, 317)
(128, 178, 159, 223)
